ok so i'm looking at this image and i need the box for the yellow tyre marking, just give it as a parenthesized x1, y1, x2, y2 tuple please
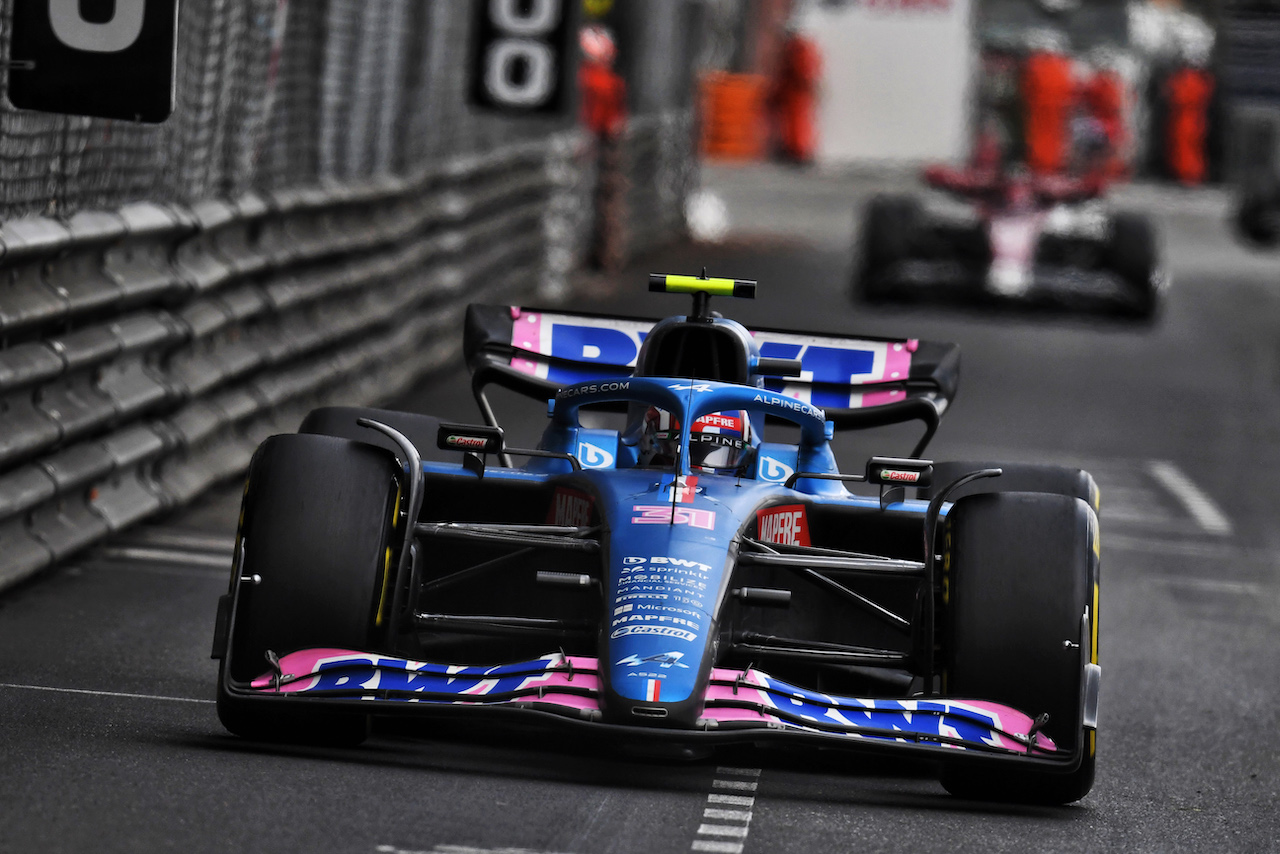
(374, 484, 403, 629)
(1091, 582, 1099, 666)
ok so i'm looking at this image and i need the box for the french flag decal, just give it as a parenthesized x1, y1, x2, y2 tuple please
(674, 475, 697, 503)
(646, 679, 661, 702)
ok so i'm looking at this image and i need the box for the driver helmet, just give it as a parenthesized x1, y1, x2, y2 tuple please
(641, 408, 752, 473)
(580, 24, 617, 66)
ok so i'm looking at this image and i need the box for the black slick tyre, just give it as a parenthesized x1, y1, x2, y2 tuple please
(217, 433, 402, 746)
(854, 194, 920, 302)
(920, 461, 1100, 512)
(299, 406, 441, 462)
(939, 491, 1099, 804)
(1235, 174, 1280, 248)
(1106, 212, 1159, 318)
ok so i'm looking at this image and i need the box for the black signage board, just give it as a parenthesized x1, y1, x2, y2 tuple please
(8, 0, 180, 123)
(470, 0, 574, 114)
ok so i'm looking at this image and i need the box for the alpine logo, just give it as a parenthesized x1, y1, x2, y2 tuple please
(547, 487, 593, 526)
(616, 651, 689, 669)
(631, 505, 716, 530)
(757, 504, 810, 546)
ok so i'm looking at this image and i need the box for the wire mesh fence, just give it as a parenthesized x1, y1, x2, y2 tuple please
(0, 0, 708, 590)
(0, 0, 646, 220)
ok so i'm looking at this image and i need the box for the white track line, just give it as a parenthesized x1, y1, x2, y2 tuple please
(82, 561, 228, 580)
(0, 683, 214, 704)
(118, 530, 235, 553)
(694, 768, 760, 854)
(1162, 578, 1263, 596)
(97, 546, 232, 569)
(1147, 461, 1232, 536)
(377, 847, 580, 854)
(691, 843, 748, 854)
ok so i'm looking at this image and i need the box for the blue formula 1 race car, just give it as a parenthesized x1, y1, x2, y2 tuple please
(211, 274, 1102, 805)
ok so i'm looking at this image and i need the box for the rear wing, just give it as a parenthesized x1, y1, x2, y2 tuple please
(464, 305, 960, 455)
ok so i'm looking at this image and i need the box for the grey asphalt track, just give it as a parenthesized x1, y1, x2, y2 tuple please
(2, 168, 1279, 853)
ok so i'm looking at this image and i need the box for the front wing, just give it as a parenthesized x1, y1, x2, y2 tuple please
(870, 259, 1152, 315)
(226, 649, 1075, 769)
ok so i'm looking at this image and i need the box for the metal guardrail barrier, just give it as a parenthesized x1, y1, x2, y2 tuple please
(0, 0, 704, 595)
(626, 112, 697, 256)
(0, 131, 617, 592)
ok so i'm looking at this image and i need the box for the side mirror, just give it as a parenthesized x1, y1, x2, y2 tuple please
(866, 456, 933, 509)
(866, 456, 933, 488)
(756, 357, 804, 378)
(438, 423, 505, 455)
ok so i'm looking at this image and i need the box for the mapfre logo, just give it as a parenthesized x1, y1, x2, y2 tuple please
(547, 487, 593, 526)
(757, 505, 810, 546)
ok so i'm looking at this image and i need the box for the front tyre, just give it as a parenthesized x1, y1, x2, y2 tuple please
(1106, 212, 1160, 319)
(217, 433, 403, 745)
(940, 491, 1100, 804)
(920, 461, 1099, 511)
(854, 194, 921, 302)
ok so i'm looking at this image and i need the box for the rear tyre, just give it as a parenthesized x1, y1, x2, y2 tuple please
(1106, 212, 1159, 319)
(939, 492, 1099, 804)
(854, 195, 921, 302)
(217, 433, 402, 746)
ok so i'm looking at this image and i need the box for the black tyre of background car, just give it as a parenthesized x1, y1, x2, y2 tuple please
(1234, 174, 1280, 248)
(854, 194, 920, 301)
(920, 461, 1099, 512)
(940, 491, 1098, 804)
(1106, 212, 1159, 318)
(217, 433, 402, 746)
